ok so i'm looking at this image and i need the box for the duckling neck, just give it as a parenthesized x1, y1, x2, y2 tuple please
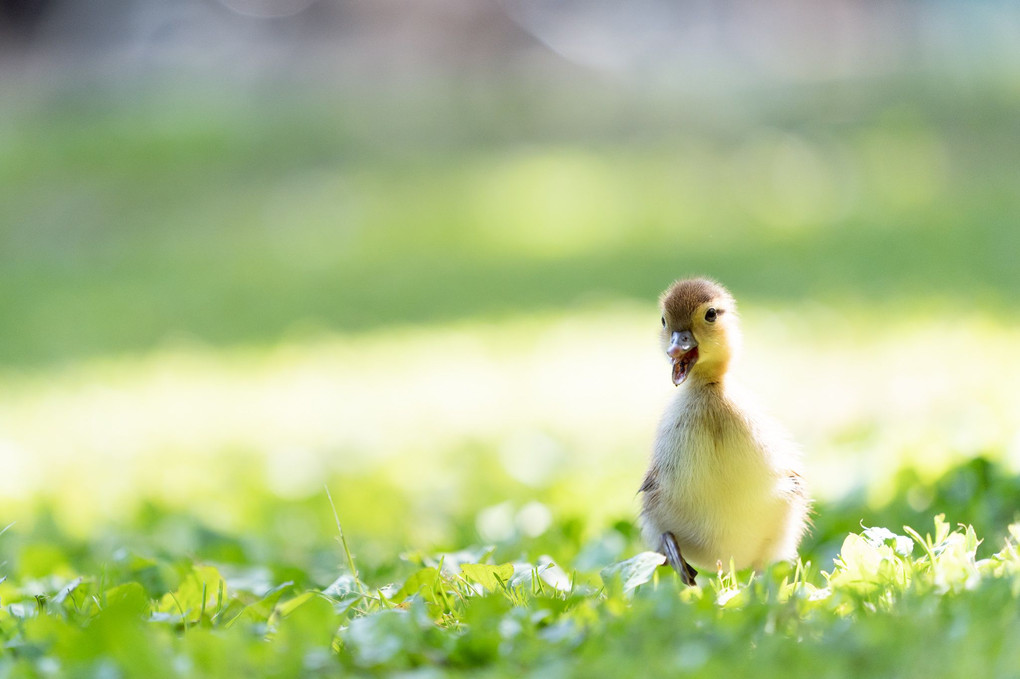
(690, 360, 730, 389)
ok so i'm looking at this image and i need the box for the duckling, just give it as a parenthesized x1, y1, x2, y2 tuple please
(639, 278, 810, 585)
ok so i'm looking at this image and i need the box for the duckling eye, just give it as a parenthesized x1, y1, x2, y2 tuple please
(661, 316, 666, 328)
(705, 307, 718, 323)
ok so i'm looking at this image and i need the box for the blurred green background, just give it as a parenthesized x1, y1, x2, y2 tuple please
(1, 0, 1019, 585)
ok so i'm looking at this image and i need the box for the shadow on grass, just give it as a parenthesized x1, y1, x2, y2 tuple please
(3, 81, 1019, 367)
(2, 203, 1017, 367)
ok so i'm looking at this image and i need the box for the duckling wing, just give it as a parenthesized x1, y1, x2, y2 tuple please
(638, 469, 658, 494)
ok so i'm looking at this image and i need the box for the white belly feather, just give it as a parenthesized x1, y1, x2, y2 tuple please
(640, 384, 806, 571)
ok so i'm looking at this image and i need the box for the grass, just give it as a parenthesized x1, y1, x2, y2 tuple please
(2, 73, 1020, 676)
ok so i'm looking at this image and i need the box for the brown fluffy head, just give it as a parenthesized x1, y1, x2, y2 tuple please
(659, 278, 734, 329)
(658, 278, 741, 385)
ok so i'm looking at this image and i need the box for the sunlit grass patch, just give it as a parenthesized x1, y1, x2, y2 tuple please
(0, 306, 1018, 543)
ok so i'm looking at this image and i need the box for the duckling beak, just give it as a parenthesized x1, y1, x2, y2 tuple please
(667, 331, 698, 386)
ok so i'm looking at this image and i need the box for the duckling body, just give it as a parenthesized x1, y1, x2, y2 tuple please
(639, 278, 809, 581)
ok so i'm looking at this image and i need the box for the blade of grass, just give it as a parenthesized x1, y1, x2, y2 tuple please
(904, 525, 937, 565)
(169, 592, 189, 634)
(325, 485, 367, 596)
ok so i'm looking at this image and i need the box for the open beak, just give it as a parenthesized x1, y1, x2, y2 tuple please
(667, 330, 698, 386)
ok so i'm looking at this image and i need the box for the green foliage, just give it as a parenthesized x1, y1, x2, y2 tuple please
(2, 462, 1020, 677)
(2, 75, 1018, 678)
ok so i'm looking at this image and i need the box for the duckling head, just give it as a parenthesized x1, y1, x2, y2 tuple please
(659, 277, 741, 386)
